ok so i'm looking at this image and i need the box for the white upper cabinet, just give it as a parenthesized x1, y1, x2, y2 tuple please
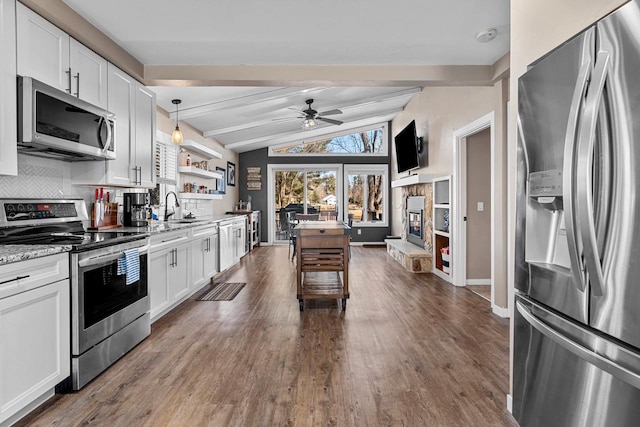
(69, 38, 108, 109)
(73, 64, 156, 188)
(135, 84, 157, 188)
(16, 3, 107, 109)
(0, 0, 17, 176)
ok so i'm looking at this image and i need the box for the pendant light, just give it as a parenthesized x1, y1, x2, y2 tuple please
(171, 99, 184, 144)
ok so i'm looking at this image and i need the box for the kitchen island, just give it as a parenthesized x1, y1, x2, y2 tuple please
(293, 220, 351, 311)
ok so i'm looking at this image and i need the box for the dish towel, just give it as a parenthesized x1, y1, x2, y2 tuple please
(117, 248, 140, 285)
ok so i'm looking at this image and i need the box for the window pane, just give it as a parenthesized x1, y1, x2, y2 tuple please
(366, 174, 384, 222)
(347, 174, 364, 222)
(306, 170, 337, 216)
(272, 128, 385, 155)
(275, 170, 304, 241)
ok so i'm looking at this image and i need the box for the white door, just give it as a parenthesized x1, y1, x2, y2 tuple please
(219, 225, 233, 272)
(16, 3, 69, 92)
(149, 248, 171, 320)
(106, 64, 135, 186)
(169, 244, 190, 301)
(135, 84, 157, 188)
(69, 38, 107, 109)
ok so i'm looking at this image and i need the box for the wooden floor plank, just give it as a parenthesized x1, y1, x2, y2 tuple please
(15, 246, 516, 427)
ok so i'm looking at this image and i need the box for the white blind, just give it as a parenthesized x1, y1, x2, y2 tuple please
(155, 141, 177, 184)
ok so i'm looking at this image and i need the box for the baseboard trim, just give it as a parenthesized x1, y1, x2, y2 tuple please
(507, 394, 513, 414)
(466, 279, 491, 285)
(492, 304, 509, 318)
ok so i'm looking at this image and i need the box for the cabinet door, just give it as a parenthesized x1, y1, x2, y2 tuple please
(169, 244, 190, 301)
(219, 225, 233, 272)
(204, 234, 219, 279)
(16, 3, 69, 92)
(0, 0, 17, 176)
(149, 248, 171, 321)
(0, 279, 70, 425)
(190, 236, 207, 290)
(134, 84, 157, 188)
(105, 63, 135, 186)
(69, 38, 107, 109)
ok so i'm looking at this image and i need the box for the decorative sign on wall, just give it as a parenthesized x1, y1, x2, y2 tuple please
(247, 167, 262, 191)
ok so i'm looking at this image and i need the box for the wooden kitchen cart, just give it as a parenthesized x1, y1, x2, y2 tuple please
(294, 221, 351, 311)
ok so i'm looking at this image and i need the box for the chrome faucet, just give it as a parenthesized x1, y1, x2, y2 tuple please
(164, 191, 180, 221)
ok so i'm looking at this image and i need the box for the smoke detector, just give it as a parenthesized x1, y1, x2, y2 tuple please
(475, 28, 498, 43)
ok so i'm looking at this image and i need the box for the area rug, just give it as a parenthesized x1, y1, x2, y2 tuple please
(196, 282, 246, 301)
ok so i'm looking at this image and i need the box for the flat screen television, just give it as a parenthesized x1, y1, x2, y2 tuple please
(394, 120, 420, 173)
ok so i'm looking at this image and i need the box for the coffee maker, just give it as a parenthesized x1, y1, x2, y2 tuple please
(123, 193, 149, 227)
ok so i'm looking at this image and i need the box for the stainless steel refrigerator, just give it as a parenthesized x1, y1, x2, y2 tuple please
(514, 1, 640, 425)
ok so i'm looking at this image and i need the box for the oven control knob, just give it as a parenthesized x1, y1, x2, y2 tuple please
(17, 204, 24, 212)
(26, 204, 34, 212)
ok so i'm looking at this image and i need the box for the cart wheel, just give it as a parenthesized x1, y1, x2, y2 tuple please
(299, 300, 304, 311)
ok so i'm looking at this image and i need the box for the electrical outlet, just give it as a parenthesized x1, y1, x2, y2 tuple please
(357, 229, 362, 235)
(477, 202, 484, 212)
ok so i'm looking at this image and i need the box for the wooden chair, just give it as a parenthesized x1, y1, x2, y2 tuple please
(319, 210, 337, 221)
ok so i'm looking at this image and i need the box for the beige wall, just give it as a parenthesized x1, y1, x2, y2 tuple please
(466, 128, 491, 280)
(391, 81, 509, 310)
(156, 109, 239, 216)
(508, 0, 628, 398)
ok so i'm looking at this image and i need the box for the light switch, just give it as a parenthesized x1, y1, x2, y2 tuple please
(477, 202, 484, 212)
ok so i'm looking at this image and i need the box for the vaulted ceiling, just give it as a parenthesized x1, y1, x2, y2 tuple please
(59, 0, 510, 153)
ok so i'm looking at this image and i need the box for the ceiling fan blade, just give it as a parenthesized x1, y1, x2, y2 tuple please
(318, 109, 342, 116)
(317, 117, 343, 125)
(271, 117, 300, 122)
(287, 107, 307, 115)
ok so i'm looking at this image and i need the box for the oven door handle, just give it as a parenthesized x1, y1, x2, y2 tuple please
(78, 243, 151, 268)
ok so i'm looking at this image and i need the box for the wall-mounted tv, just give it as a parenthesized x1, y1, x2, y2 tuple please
(394, 120, 420, 174)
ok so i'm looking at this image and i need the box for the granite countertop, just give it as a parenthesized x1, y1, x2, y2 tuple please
(0, 244, 73, 266)
(0, 214, 246, 267)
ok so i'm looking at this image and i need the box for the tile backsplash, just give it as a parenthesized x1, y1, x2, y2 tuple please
(0, 155, 76, 199)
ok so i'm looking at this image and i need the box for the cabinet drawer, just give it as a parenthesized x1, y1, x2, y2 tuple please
(0, 253, 69, 300)
(298, 235, 347, 249)
(298, 227, 345, 236)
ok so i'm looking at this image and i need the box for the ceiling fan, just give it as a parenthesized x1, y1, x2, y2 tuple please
(283, 99, 344, 128)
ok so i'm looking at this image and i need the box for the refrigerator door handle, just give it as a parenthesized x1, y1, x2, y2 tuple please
(562, 60, 592, 292)
(516, 300, 640, 389)
(575, 51, 610, 297)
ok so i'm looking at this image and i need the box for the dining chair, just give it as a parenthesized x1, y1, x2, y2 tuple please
(319, 210, 337, 221)
(287, 211, 298, 260)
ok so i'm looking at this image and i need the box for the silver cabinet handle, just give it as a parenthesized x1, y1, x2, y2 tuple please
(74, 72, 80, 97)
(575, 51, 610, 297)
(65, 67, 72, 93)
(562, 59, 592, 293)
(517, 300, 640, 389)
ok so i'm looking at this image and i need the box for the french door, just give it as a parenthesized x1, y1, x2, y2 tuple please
(268, 164, 342, 243)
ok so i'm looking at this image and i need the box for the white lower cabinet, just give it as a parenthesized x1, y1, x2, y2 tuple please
(149, 230, 191, 322)
(219, 218, 247, 272)
(190, 225, 218, 290)
(0, 254, 70, 426)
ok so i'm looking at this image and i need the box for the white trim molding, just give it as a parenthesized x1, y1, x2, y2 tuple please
(466, 279, 491, 286)
(492, 305, 509, 318)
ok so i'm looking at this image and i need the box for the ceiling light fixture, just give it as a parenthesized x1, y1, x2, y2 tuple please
(171, 99, 184, 144)
(475, 28, 498, 43)
(302, 118, 317, 129)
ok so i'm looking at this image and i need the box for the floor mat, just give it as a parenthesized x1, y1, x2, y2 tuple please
(196, 282, 246, 301)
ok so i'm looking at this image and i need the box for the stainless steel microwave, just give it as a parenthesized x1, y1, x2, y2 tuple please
(17, 76, 115, 161)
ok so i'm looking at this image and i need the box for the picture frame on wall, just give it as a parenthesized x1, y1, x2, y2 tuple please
(213, 166, 226, 194)
(227, 161, 236, 186)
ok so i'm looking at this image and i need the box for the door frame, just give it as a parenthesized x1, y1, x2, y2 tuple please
(452, 112, 495, 302)
(267, 164, 343, 244)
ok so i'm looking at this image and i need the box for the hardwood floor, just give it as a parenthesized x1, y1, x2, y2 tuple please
(16, 246, 517, 427)
(468, 284, 492, 302)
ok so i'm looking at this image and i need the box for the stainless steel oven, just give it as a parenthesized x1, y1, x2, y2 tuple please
(70, 238, 150, 390)
(0, 199, 152, 390)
